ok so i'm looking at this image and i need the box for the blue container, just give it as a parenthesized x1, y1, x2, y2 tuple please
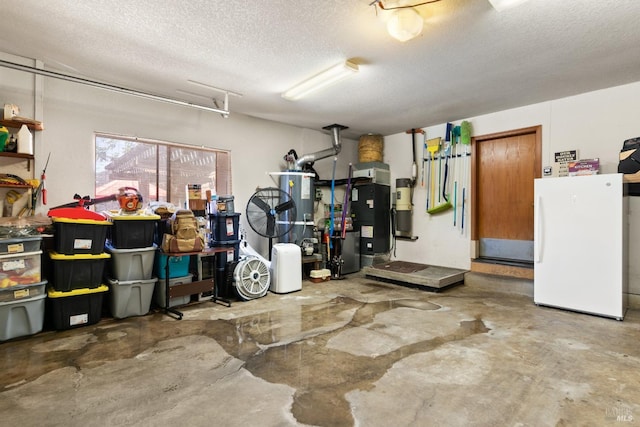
(155, 252, 190, 279)
(209, 213, 240, 242)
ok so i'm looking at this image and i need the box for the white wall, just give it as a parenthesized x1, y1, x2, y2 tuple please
(0, 52, 358, 258)
(385, 81, 640, 300)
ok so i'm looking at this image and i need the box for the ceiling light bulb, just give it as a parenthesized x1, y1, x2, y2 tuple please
(281, 60, 359, 101)
(387, 8, 424, 42)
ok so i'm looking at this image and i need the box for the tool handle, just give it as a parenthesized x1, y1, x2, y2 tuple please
(41, 172, 47, 205)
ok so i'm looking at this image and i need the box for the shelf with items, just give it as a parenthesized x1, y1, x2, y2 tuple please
(0, 119, 42, 216)
(0, 117, 42, 171)
(0, 118, 43, 132)
(160, 247, 231, 320)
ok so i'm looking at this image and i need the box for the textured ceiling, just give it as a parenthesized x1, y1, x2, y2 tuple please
(1, 0, 640, 139)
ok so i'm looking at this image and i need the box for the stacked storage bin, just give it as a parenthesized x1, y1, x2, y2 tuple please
(104, 211, 160, 318)
(154, 250, 193, 308)
(151, 207, 196, 307)
(47, 207, 111, 330)
(209, 211, 241, 298)
(0, 236, 46, 341)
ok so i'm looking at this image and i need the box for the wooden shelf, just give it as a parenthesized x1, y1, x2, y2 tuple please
(0, 118, 43, 131)
(0, 183, 32, 189)
(0, 152, 34, 172)
(0, 152, 34, 161)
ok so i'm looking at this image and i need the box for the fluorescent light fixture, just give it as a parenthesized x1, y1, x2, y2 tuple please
(387, 8, 424, 42)
(488, 0, 532, 12)
(281, 60, 359, 101)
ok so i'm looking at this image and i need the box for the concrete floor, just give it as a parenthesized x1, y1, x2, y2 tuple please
(1, 272, 639, 426)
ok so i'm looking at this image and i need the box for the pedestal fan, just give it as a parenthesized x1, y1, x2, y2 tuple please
(245, 187, 297, 256)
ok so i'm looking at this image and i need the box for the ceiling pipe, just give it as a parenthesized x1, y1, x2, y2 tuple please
(0, 59, 230, 117)
(295, 124, 348, 170)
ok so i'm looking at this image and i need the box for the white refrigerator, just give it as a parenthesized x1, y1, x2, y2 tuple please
(534, 173, 628, 320)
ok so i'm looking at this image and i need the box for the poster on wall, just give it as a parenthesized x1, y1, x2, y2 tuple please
(554, 150, 578, 177)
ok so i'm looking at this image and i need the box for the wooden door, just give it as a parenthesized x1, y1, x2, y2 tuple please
(471, 126, 541, 263)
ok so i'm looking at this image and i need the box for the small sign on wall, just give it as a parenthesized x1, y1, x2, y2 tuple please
(554, 150, 577, 177)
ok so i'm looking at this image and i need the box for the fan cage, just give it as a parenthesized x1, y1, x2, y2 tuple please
(234, 256, 270, 300)
(245, 187, 296, 239)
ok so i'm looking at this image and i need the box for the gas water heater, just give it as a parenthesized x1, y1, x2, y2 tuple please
(278, 171, 315, 245)
(278, 124, 347, 246)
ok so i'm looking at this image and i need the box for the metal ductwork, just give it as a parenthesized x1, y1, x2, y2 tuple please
(295, 124, 348, 169)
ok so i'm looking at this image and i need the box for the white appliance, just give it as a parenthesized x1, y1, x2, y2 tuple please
(270, 243, 302, 293)
(534, 174, 628, 320)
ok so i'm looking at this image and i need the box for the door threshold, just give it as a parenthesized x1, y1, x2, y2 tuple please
(470, 258, 534, 280)
(474, 257, 533, 269)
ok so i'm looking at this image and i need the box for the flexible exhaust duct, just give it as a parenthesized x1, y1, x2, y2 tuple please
(295, 124, 348, 169)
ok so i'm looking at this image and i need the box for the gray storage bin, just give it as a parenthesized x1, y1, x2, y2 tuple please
(0, 293, 45, 341)
(106, 243, 156, 281)
(0, 236, 42, 255)
(0, 280, 47, 303)
(108, 277, 157, 319)
(155, 274, 192, 308)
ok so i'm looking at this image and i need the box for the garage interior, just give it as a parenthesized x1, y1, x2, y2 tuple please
(2, 1, 640, 426)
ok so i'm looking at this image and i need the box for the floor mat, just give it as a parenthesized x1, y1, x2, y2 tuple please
(363, 261, 467, 291)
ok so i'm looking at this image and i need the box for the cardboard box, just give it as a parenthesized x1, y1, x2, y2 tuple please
(568, 158, 599, 176)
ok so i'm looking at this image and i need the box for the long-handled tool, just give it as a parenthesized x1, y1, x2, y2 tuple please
(451, 126, 461, 227)
(41, 152, 51, 205)
(425, 137, 440, 211)
(329, 156, 337, 248)
(460, 121, 472, 233)
(421, 132, 426, 188)
(428, 135, 452, 215)
(441, 139, 451, 203)
(29, 152, 51, 214)
(341, 163, 353, 239)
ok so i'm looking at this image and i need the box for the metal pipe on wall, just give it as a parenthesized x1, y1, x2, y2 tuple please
(0, 59, 231, 117)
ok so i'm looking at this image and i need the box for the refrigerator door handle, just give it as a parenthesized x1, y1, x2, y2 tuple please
(534, 195, 542, 263)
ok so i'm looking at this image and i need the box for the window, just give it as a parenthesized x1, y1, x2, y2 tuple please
(95, 134, 231, 212)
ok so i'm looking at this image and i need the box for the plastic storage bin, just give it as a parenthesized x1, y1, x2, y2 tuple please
(0, 293, 46, 341)
(0, 250, 42, 287)
(106, 244, 156, 281)
(108, 277, 157, 319)
(104, 211, 160, 249)
(210, 239, 240, 268)
(48, 251, 110, 291)
(51, 217, 111, 255)
(309, 269, 331, 283)
(155, 252, 190, 279)
(0, 280, 47, 303)
(155, 274, 193, 308)
(209, 213, 240, 243)
(0, 236, 42, 255)
(46, 285, 108, 330)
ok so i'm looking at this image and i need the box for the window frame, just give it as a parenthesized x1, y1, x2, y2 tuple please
(94, 132, 231, 211)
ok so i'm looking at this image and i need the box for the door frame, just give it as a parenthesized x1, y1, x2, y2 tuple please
(470, 125, 542, 256)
